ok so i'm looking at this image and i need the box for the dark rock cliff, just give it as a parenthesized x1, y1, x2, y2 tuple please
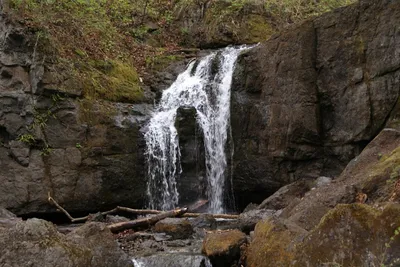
(231, 0, 400, 209)
(0, 13, 151, 215)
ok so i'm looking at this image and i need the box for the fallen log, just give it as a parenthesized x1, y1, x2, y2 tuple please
(47, 193, 239, 224)
(107, 207, 188, 233)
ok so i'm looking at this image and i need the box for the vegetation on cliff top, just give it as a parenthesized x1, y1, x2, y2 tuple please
(8, 0, 356, 102)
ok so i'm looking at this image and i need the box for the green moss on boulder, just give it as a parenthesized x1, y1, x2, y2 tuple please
(202, 229, 246, 267)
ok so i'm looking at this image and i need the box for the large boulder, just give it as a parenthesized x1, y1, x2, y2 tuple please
(231, 0, 400, 209)
(245, 218, 308, 267)
(245, 204, 400, 266)
(0, 218, 133, 267)
(202, 229, 247, 267)
(294, 203, 400, 266)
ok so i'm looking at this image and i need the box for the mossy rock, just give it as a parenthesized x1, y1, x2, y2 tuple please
(154, 218, 194, 239)
(246, 218, 307, 267)
(361, 145, 400, 202)
(294, 203, 400, 266)
(202, 229, 246, 267)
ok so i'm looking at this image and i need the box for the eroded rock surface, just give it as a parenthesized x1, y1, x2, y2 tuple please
(231, 0, 400, 208)
(0, 218, 133, 267)
(202, 229, 246, 267)
(0, 14, 151, 215)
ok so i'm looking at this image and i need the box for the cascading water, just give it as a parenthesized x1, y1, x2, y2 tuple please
(145, 46, 249, 213)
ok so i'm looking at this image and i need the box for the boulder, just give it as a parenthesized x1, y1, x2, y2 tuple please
(246, 218, 308, 267)
(295, 204, 400, 266)
(258, 180, 313, 210)
(202, 229, 247, 267)
(0, 207, 20, 230)
(0, 218, 133, 267)
(246, 204, 400, 266)
(154, 218, 194, 239)
(219, 209, 275, 234)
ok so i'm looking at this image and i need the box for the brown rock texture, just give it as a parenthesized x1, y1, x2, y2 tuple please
(231, 0, 400, 209)
(0, 13, 150, 215)
(202, 229, 247, 267)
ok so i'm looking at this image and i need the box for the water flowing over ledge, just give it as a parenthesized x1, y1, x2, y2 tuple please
(144, 46, 251, 213)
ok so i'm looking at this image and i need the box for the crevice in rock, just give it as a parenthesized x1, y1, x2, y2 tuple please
(0, 125, 11, 144)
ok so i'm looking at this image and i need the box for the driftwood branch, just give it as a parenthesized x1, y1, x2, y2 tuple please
(47, 193, 239, 225)
(107, 207, 188, 233)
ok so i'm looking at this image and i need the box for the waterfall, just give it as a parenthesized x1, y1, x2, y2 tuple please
(144, 46, 249, 213)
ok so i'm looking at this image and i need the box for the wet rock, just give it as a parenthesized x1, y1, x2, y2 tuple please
(0, 219, 133, 267)
(175, 106, 206, 206)
(154, 218, 194, 240)
(202, 229, 247, 267)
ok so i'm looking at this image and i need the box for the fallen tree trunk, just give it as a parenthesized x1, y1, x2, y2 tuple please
(47, 193, 239, 224)
(107, 207, 188, 233)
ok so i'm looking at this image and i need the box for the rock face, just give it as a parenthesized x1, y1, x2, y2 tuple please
(175, 107, 206, 205)
(0, 218, 133, 267)
(0, 14, 151, 215)
(231, 0, 400, 209)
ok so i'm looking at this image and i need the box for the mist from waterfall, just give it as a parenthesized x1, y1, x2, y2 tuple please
(144, 46, 248, 213)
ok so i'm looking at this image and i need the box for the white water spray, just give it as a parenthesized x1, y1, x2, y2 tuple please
(145, 46, 248, 213)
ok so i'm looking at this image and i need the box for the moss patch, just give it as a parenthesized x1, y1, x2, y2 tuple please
(202, 229, 246, 256)
(246, 219, 303, 267)
(294, 203, 400, 266)
(361, 146, 400, 201)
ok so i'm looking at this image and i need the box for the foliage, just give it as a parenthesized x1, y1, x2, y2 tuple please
(8, 0, 356, 102)
(263, 0, 356, 25)
(17, 134, 36, 145)
(8, 0, 178, 103)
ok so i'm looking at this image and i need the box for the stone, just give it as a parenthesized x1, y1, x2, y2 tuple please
(0, 207, 20, 230)
(0, 219, 133, 267)
(154, 218, 194, 240)
(191, 214, 217, 230)
(314, 176, 332, 188)
(294, 204, 400, 266)
(202, 229, 247, 267)
(245, 218, 308, 267)
(258, 180, 313, 210)
(219, 209, 275, 234)
(132, 254, 211, 267)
